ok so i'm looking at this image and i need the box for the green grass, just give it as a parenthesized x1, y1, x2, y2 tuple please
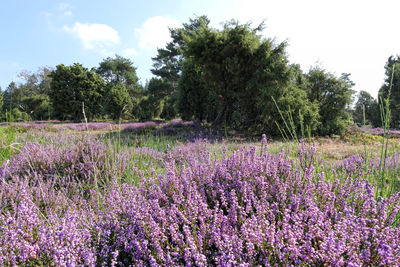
(0, 126, 21, 165)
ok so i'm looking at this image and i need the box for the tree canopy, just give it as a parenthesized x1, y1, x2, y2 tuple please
(182, 18, 292, 132)
(50, 63, 105, 121)
(353, 90, 379, 126)
(378, 55, 400, 128)
(305, 68, 355, 135)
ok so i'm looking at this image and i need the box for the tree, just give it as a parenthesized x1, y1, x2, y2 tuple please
(151, 16, 211, 120)
(151, 16, 210, 90)
(36, 67, 53, 95)
(177, 59, 218, 121)
(274, 64, 320, 137)
(105, 82, 133, 120)
(2, 82, 18, 112)
(353, 91, 379, 126)
(50, 64, 105, 121)
(96, 55, 141, 95)
(1, 68, 53, 120)
(97, 55, 142, 118)
(142, 78, 170, 119)
(21, 95, 51, 121)
(0, 87, 3, 113)
(378, 55, 400, 128)
(182, 19, 291, 133)
(305, 67, 355, 135)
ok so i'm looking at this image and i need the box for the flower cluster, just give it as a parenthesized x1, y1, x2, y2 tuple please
(122, 121, 158, 132)
(3, 135, 129, 184)
(1, 135, 400, 265)
(54, 122, 114, 131)
(94, 146, 400, 265)
(0, 181, 96, 265)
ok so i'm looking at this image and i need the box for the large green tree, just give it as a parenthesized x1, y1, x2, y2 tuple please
(150, 16, 211, 120)
(378, 55, 400, 128)
(305, 67, 355, 135)
(97, 55, 142, 118)
(96, 55, 141, 93)
(177, 59, 218, 121)
(182, 19, 291, 133)
(50, 64, 105, 121)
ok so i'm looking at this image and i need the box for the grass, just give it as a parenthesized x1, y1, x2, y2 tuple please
(0, 126, 21, 165)
(3, 120, 400, 197)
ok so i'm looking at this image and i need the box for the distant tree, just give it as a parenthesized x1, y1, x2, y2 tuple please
(105, 82, 133, 120)
(21, 95, 51, 120)
(142, 78, 170, 119)
(2, 82, 18, 112)
(274, 64, 320, 137)
(1, 68, 53, 120)
(50, 64, 105, 121)
(353, 91, 379, 126)
(36, 67, 53, 95)
(305, 67, 355, 135)
(0, 87, 3, 113)
(96, 55, 142, 95)
(378, 55, 400, 128)
(97, 55, 142, 118)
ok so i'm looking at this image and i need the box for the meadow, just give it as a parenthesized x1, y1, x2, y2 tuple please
(1, 121, 400, 266)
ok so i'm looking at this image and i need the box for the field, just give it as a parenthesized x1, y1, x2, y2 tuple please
(1, 121, 400, 265)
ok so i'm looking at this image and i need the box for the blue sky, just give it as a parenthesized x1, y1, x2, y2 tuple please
(1, 0, 400, 98)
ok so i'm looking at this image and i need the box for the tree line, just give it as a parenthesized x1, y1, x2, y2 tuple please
(0, 16, 399, 135)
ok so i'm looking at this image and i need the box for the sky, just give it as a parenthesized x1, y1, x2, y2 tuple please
(1, 0, 399, 98)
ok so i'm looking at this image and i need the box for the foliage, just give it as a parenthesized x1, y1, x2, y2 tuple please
(378, 55, 400, 128)
(273, 64, 321, 138)
(135, 96, 154, 121)
(305, 67, 355, 136)
(5, 108, 31, 122)
(96, 55, 141, 92)
(1, 82, 18, 112)
(21, 94, 51, 120)
(182, 19, 291, 133)
(0, 89, 3, 112)
(0, 126, 19, 164)
(177, 59, 219, 121)
(142, 78, 171, 119)
(151, 16, 211, 121)
(96, 55, 142, 118)
(105, 82, 133, 120)
(1, 68, 52, 121)
(353, 90, 379, 126)
(49, 63, 105, 121)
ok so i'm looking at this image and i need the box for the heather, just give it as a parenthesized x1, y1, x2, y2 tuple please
(0, 126, 400, 265)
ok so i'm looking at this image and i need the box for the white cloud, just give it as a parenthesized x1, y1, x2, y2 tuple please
(63, 22, 120, 52)
(135, 16, 180, 50)
(59, 3, 73, 16)
(122, 48, 137, 57)
(59, 3, 71, 11)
